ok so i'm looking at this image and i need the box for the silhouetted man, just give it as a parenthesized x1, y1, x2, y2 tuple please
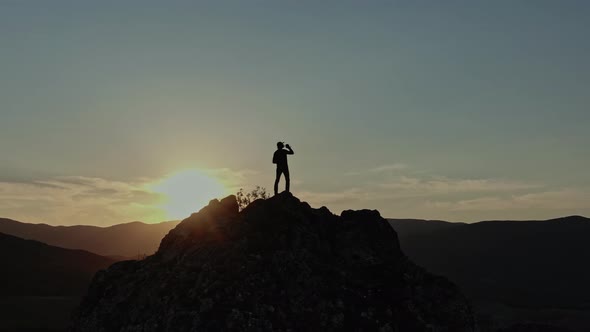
(273, 142, 294, 195)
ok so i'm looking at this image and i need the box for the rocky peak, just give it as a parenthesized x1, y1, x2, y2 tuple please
(157, 195, 239, 259)
(72, 193, 476, 331)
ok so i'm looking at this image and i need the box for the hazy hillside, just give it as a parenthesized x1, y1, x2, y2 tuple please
(398, 215, 590, 308)
(388, 218, 465, 237)
(392, 216, 590, 331)
(0, 232, 116, 296)
(0, 218, 179, 258)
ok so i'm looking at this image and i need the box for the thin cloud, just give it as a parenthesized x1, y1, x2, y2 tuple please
(1, 169, 585, 226)
(378, 176, 540, 194)
(369, 163, 408, 173)
(0, 176, 165, 226)
(295, 174, 558, 220)
(345, 163, 407, 176)
(0, 167, 260, 226)
(298, 188, 370, 205)
(430, 188, 590, 212)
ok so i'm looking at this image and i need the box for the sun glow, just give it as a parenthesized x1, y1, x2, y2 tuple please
(150, 169, 228, 220)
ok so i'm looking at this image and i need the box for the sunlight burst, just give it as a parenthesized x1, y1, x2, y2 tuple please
(150, 169, 228, 220)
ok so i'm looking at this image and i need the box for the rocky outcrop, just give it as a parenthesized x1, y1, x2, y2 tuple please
(72, 193, 476, 331)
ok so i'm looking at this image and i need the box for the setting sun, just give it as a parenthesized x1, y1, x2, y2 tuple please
(150, 169, 228, 220)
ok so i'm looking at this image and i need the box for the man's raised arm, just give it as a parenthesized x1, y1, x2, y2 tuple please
(286, 144, 294, 155)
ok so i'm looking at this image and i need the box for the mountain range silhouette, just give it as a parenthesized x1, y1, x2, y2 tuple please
(390, 216, 590, 331)
(0, 218, 179, 258)
(390, 216, 590, 309)
(1, 202, 589, 331)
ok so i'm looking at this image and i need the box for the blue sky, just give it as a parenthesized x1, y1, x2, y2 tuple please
(1, 1, 589, 225)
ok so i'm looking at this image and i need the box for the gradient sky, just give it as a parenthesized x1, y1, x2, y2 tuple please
(1, 1, 589, 226)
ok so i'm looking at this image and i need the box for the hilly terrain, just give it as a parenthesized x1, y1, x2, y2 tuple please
(0, 218, 179, 258)
(390, 216, 590, 331)
(388, 218, 465, 238)
(73, 193, 477, 331)
(3, 209, 587, 331)
(0, 232, 116, 296)
(0, 232, 117, 331)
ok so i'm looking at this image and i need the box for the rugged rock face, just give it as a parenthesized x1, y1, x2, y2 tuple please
(72, 193, 476, 331)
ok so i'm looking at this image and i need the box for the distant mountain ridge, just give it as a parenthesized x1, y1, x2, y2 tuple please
(389, 215, 590, 332)
(388, 215, 589, 240)
(0, 218, 179, 258)
(0, 232, 116, 296)
(388, 218, 465, 238)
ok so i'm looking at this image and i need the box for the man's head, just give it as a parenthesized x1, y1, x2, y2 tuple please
(277, 142, 284, 149)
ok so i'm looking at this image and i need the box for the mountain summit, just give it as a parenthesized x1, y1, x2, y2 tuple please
(73, 193, 476, 331)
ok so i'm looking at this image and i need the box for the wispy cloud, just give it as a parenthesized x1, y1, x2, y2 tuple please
(0, 167, 262, 226)
(378, 176, 540, 194)
(298, 188, 370, 206)
(1, 168, 586, 226)
(0, 176, 165, 226)
(429, 188, 590, 212)
(369, 163, 408, 173)
(345, 163, 407, 176)
(295, 170, 589, 221)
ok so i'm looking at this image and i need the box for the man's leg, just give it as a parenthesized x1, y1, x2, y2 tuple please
(274, 168, 281, 195)
(284, 168, 290, 193)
